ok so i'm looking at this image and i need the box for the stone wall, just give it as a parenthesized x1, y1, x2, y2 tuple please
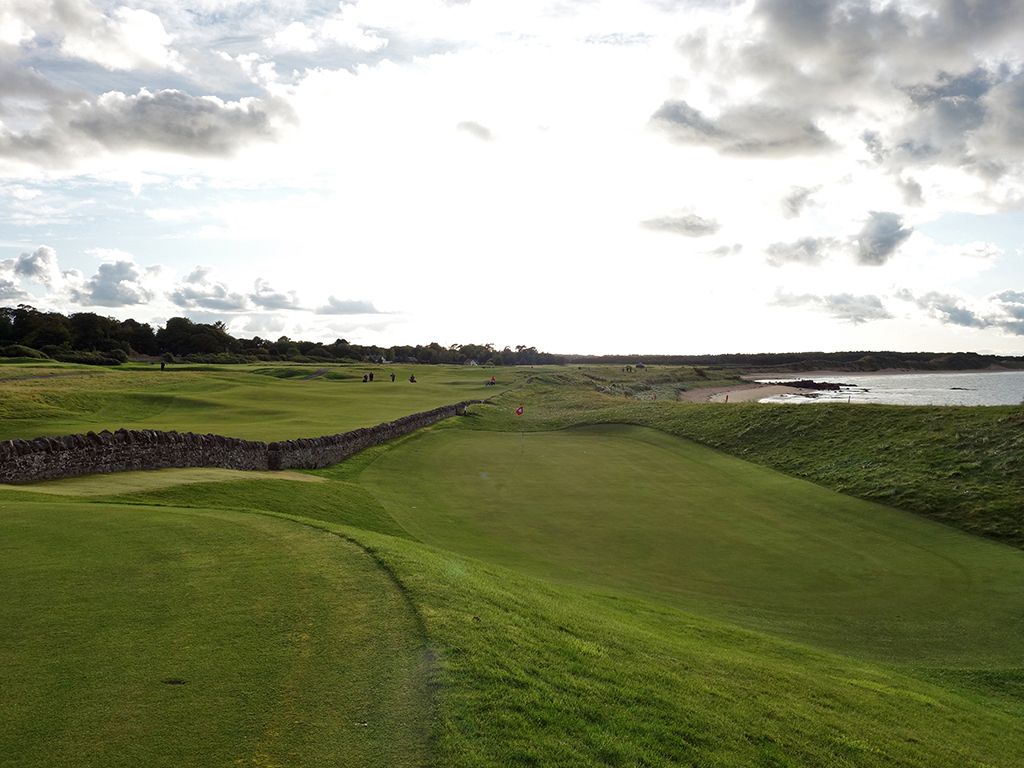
(0, 400, 479, 484)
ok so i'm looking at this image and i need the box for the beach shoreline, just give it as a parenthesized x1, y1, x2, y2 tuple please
(678, 383, 806, 403)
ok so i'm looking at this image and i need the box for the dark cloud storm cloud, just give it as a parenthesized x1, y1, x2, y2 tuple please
(666, 0, 1024, 185)
(1, 86, 288, 165)
(897, 288, 1024, 336)
(650, 99, 834, 156)
(775, 291, 892, 325)
(912, 291, 990, 329)
(70, 89, 285, 156)
(855, 212, 913, 266)
(641, 212, 719, 236)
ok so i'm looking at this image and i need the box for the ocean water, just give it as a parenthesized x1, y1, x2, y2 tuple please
(756, 370, 1024, 406)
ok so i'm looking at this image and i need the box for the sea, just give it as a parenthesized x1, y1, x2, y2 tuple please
(756, 370, 1024, 406)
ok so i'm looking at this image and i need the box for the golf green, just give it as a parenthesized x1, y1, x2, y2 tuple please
(360, 423, 1024, 664)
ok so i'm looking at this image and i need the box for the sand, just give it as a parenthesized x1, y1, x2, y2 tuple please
(678, 384, 805, 403)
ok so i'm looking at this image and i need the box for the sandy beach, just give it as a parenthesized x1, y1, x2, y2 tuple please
(678, 383, 805, 403)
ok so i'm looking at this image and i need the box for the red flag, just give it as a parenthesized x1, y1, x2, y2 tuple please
(515, 405, 524, 416)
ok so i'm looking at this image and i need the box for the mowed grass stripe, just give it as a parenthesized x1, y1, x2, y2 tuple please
(0, 502, 432, 768)
(360, 424, 1024, 665)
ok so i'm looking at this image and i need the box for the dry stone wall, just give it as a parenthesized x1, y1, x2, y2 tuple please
(0, 400, 480, 484)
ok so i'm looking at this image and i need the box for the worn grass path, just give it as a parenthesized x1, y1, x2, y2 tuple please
(0, 498, 432, 768)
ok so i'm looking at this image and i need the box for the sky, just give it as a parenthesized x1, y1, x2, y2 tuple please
(1, 0, 1023, 355)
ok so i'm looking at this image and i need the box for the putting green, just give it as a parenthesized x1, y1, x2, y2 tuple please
(360, 424, 1024, 664)
(0, 501, 431, 768)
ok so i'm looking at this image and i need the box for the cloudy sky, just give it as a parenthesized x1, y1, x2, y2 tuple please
(1, 0, 1022, 354)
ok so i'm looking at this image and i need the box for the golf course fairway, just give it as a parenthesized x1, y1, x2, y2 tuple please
(0, 363, 504, 441)
(360, 424, 1024, 665)
(0, 499, 431, 768)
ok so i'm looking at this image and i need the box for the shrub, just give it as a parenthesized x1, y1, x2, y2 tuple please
(50, 350, 124, 366)
(0, 344, 48, 359)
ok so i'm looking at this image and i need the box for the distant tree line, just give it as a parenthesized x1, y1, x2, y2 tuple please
(4, 305, 1021, 370)
(0, 305, 566, 366)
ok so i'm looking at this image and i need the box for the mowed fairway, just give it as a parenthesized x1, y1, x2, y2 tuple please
(0, 498, 431, 768)
(361, 424, 1024, 665)
(0, 362, 511, 441)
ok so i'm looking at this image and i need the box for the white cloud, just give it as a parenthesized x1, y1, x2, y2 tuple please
(263, 5, 388, 54)
(315, 297, 381, 315)
(70, 259, 156, 307)
(169, 266, 249, 311)
(0, 8, 34, 46)
(60, 4, 183, 72)
(264, 21, 319, 53)
(14, 245, 61, 286)
(250, 278, 300, 309)
(0, 0, 1021, 354)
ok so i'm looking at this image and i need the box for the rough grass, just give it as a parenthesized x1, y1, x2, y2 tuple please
(0, 500, 432, 768)
(0, 467, 322, 496)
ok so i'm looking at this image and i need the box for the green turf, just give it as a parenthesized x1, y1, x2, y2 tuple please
(359, 424, 1024, 665)
(5, 364, 1024, 766)
(340, 525, 1024, 768)
(0, 362, 514, 441)
(465, 381, 1024, 547)
(0, 500, 431, 768)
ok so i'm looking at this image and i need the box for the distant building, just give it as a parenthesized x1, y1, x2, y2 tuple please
(465, 359, 480, 366)
(636, 362, 647, 369)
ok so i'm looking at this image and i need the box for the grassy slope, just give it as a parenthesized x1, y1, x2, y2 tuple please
(0, 362, 511, 441)
(7, 456, 1024, 766)
(5, 366, 1024, 766)
(358, 424, 1024, 665)
(464, 379, 1024, 547)
(0, 495, 431, 768)
(354, 526, 1024, 768)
